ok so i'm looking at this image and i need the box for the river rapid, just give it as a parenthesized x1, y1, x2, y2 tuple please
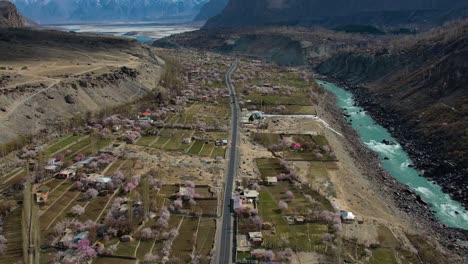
(318, 80, 468, 230)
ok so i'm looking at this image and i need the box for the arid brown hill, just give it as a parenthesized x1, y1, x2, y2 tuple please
(0, 1, 23, 28)
(319, 20, 468, 208)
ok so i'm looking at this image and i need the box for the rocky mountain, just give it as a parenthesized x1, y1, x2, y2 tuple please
(204, 0, 468, 28)
(194, 0, 227, 21)
(0, 1, 23, 28)
(318, 20, 468, 208)
(8, 0, 208, 23)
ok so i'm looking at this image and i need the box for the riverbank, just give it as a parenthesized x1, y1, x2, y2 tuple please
(315, 77, 468, 259)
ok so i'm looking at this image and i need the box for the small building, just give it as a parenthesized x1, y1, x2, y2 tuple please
(341, 211, 356, 223)
(88, 174, 112, 189)
(182, 138, 192, 144)
(56, 168, 76, 179)
(242, 190, 259, 200)
(73, 232, 89, 244)
(248, 232, 263, 246)
(35, 190, 49, 205)
(45, 165, 59, 174)
(291, 143, 302, 150)
(112, 124, 122, 132)
(266, 177, 278, 185)
(232, 195, 242, 212)
(75, 157, 93, 168)
(294, 215, 305, 224)
(120, 235, 132, 242)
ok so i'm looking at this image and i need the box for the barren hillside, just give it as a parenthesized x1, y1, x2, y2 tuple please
(0, 1, 23, 28)
(0, 28, 163, 144)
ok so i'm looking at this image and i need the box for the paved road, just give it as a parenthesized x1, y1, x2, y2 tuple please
(216, 60, 239, 264)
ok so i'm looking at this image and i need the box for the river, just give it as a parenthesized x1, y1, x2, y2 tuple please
(318, 80, 468, 230)
(46, 21, 201, 43)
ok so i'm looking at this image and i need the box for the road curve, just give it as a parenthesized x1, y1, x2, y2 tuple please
(216, 60, 239, 264)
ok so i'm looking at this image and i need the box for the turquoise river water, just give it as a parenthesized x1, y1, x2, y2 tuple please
(318, 80, 468, 230)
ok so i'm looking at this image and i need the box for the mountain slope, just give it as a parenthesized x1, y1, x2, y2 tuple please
(0, 1, 23, 28)
(205, 0, 468, 28)
(318, 20, 468, 208)
(0, 28, 162, 143)
(9, 0, 208, 23)
(194, 0, 227, 21)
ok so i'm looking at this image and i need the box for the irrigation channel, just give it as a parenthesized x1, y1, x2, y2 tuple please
(318, 80, 468, 230)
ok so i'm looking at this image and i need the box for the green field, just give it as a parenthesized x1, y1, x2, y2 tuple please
(257, 185, 330, 252)
(46, 135, 85, 155)
(255, 158, 290, 179)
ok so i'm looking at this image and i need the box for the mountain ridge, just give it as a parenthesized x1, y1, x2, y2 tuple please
(204, 0, 468, 28)
(0, 1, 23, 28)
(8, 0, 209, 23)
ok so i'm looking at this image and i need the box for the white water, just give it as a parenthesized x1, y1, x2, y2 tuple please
(319, 80, 468, 230)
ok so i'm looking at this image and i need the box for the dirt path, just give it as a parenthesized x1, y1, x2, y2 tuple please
(0, 78, 61, 121)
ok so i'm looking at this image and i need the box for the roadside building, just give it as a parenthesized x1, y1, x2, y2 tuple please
(242, 190, 259, 200)
(248, 232, 263, 246)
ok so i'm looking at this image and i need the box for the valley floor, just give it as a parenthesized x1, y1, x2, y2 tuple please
(0, 48, 464, 263)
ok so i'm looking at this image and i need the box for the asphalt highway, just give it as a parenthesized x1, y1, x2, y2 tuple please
(216, 60, 239, 264)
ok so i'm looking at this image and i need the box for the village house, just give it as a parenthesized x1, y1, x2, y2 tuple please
(294, 215, 305, 224)
(87, 173, 112, 189)
(215, 139, 228, 146)
(341, 211, 356, 223)
(248, 232, 263, 246)
(44, 164, 59, 174)
(241, 189, 259, 200)
(266, 176, 278, 186)
(56, 168, 76, 179)
(35, 190, 49, 205)
(75, 157, 94, 168)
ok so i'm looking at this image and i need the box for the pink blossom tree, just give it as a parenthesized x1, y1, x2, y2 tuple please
(55, 153, 65, 161)
(0, 235, 7, 255)
(285, 190, 295, 200)
(278, 200, 288, 211)
(85, 188, 99, 199)
(70, 205, 85, 216)
(76, 239, 97, 260)
(143, 253, 160, 264)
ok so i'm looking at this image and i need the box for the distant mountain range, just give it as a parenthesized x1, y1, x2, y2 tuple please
(8, 0, 209, 23)
(205, 0, 468, 28)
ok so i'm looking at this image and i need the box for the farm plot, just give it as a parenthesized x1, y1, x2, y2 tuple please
(46, 135, 85, 155)
(257, 184, 331, 252)
(0, 208, 23, 264)
(255, 158, 290, 180)
(253, 133, 337, 161)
